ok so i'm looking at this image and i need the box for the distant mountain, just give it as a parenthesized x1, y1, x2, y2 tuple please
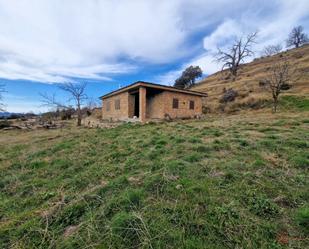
(0, 112, 15, 118)
(0, 112, 30, 119)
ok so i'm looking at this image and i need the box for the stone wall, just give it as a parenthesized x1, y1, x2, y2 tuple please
(102, 91, 129, 121)
(146, 92, 165, 119)
(102, 88, 204, 121)
(161, 91, 203, 119)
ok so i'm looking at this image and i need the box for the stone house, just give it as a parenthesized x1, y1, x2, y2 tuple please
(100, 81, 207, 122)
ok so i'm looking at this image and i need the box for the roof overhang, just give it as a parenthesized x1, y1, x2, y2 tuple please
(99, 81, 208, 99)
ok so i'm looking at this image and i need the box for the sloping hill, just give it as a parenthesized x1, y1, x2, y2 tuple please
(192, 44, 309, 112)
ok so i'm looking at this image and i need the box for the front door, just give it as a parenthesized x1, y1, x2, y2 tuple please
(134, 93, 139, 117)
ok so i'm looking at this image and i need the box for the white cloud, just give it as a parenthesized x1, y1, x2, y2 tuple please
(156, 0, 309, 82)
(155, 69, 183, 86)
(0, 0, 188, 83)
(0, 0, 308, 84)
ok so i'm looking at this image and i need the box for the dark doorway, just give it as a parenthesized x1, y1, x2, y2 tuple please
(134, 93, 139, 117)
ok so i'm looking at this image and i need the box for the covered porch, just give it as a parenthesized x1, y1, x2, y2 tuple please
(128, 86, 164, 122)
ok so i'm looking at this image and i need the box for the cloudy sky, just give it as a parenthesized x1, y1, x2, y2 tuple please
(1, 0, 309, 112)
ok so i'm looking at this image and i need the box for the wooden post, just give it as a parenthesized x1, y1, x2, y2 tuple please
(139, 86, 146, 122)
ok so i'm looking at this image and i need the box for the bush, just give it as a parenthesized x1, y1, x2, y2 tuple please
(280, 83, 291, 90)
(259, 78, 290, 91)
(259, 79, 270, 87)
(220, 89, 238, 103)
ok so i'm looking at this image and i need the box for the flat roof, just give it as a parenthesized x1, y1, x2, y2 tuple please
(99, 81, 208, 99)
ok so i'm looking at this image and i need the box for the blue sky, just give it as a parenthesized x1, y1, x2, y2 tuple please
(0, 0, 309, 113)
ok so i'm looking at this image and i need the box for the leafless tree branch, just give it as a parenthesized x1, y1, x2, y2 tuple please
(216, 31, 258, 79)
(262, 58, 300, 113)
(39, 92, 68, 110)
(40, 82, 88, 126)
(261, 44, 282, 57)
(286, 25, 309, 48)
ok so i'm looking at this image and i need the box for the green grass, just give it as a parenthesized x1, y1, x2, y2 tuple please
(0, 112, 308, 248)
(280, 95, 309, 111)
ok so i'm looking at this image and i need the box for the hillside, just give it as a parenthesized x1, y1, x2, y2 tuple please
(192, 45, 309, 112)
(1, 111, 308, 248)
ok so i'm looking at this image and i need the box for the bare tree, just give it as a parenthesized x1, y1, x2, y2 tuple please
(86, 98, 100, 109)
(40, 92, 67, 109)
(262, 59, 298, 113)
(216, 32, 258, 79)
(59, 83, 87, 126)
(286, 26, 309, 48)
(0, 84, 6, 111)
(40, 83, 87, 126)
(261, 44, 282, 57)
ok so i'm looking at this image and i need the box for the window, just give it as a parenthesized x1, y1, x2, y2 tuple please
(172, 98, 179, 109)
(189, 100, 195, 110)
(106, 101, 110, 111)
(115, 99, 120, 110)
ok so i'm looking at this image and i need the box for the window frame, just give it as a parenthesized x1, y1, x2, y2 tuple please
(114, 99, 121, 110)
(106, 101, 110, 111)
(189, 100, 195, 110)
(172, 98, 179, 109)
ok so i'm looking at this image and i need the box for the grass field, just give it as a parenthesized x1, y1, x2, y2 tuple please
(1, 108, 309, 248)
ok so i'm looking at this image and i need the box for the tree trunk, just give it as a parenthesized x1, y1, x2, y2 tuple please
(77, 101, 81, 126)
(230, 66, 238, 81)
(77, 115, 81, 126)
(273, 98, 278, 113)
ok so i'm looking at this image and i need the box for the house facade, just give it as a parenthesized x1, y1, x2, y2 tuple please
(100, 81, 207, 122)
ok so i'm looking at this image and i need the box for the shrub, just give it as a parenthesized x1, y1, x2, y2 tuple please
(259, 79, 270, 87)
(220, 88, 238, 103)
(280, 83, 291, 90)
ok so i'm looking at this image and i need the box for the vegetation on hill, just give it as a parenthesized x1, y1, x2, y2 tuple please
(192, 45, 309, 113)
(1, 110, 308, 248)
